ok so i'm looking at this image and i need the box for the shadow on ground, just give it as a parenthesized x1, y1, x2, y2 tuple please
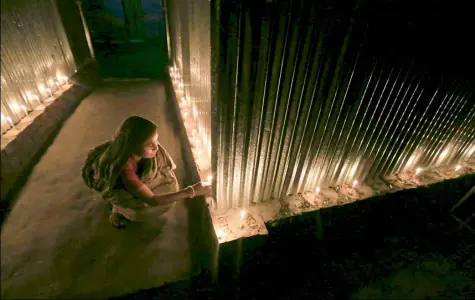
(120, 174, 475, 299)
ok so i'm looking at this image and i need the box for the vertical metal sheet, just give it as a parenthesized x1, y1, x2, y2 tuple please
(164, 0, 212, 164)
(1, 0, 77, 133)
(211, 0, 475, 211)
(165, 0, 475, 212)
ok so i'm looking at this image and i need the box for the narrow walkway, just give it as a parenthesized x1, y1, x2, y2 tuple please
(1, 80, 201, 299)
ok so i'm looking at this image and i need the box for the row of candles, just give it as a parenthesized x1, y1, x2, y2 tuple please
(170, 65, 468, 240)
(1, 71, 72, 135)
(170, 65, 247, 240)
(311, 164, 463, 200)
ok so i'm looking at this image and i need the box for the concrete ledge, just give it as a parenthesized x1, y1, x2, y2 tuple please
(0, 63, 102, 223)
(212, 160, 475, 243)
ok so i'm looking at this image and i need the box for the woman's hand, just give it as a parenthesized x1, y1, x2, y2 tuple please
(191, 182, 212, 197)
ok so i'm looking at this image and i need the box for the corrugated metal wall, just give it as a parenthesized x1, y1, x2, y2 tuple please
(211, 0, 475, 210)
(165, 0, 475, 211)
(1, 0, 77, 133)
(164, 0, 212, 142)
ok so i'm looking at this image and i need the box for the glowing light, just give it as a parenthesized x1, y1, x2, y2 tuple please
(178, 82, 184, 89)
(415, 167, 422, 175)
(455, 165, 462, 171)
(193, 106, 198, 119)
(183, 111, 189, 119)
(316, 187, 321, 194)
(3, 115, 16, 129)
(206, 175, 213, 185)
(20, 105, 30, 120)
(216, 229, 225, 239)
(240, 209, 247, 228)
(352, 180, 358, 188)
(38, 84, 46, 92)
(10, 103, 20, 113)
(440, 149, 448, 159)
(62, 76, 69, 85)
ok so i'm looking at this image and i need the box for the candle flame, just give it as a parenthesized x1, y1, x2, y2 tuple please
(11, 103, 20, 112)
(240, 209, 246, 220)
(352, 180, 358, 188)
(455, 165, 461, 171)
(216, 229, 224, 238)
(415, 167, 422, 175)
(207, 175, 213, 183)
(316, 187, 321, 194)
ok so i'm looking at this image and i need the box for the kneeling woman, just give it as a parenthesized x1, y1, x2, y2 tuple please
(82, 115, 211, 228)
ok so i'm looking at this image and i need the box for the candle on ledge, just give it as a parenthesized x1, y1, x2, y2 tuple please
(4, 116, 17, 130)
(240, 209, 246, 228)
(62, 76, 69, 85)
(46, 88, 53, 98)
(455, 165, 462, 171)
(352, 180, 358, 188)
(415, 167, 422, 175)
(314, 186, 321, 203)
(206, 175, 213, 185)
(20, 105, 31, 120)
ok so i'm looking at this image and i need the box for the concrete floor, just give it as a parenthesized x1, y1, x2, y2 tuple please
(1, 80, 204, 299)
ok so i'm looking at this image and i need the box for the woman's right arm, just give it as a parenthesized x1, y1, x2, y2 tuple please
(134, 182, 209, 206)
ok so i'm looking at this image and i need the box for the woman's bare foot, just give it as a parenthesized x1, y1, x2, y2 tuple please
(109, 213, 129, 229)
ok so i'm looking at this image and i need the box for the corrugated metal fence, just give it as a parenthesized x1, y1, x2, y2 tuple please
(1, 0, 78, 133)
(166, 0, 475, 211)
(164, 0, 212, 142)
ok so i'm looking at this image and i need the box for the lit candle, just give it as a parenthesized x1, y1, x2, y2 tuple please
(415, 168, 422, 175)
(55, 80, 61, 90)
(455, 165, 462, 171)
(178, 82, 184, 89)
(207, 175, 213, 185)
(352, 180, 358, 188)
(46, 88, 53, 98)
(314, 186, 321, 203)
(62, 76, 69, 85)
(193, 106, 198, 119)
(4, 116, 17, 130)
(20, 105, 31, 120)
(216, 229, 224, 239)
(240, 209, 246, 228)
(183, 111, 189, 119)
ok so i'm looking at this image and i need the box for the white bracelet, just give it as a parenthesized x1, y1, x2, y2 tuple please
(187, 186, 196, 198)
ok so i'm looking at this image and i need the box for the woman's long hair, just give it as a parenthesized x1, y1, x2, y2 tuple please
(95, 116, 158, 194)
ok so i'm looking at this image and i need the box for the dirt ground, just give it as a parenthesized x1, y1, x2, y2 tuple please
(1, 80, 207, 299)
